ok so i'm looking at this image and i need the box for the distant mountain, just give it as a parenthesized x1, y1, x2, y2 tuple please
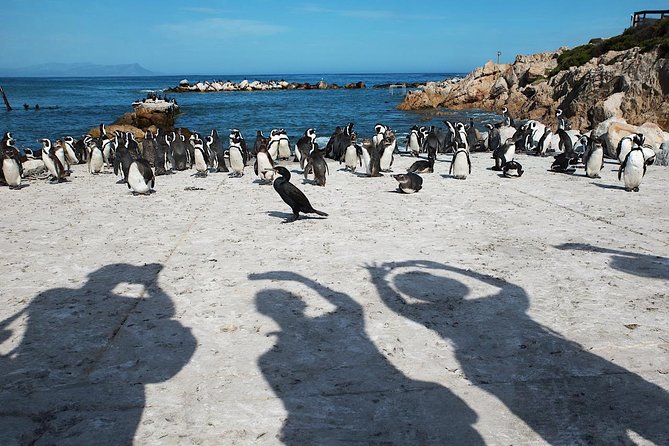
(0, 62, 156, 77)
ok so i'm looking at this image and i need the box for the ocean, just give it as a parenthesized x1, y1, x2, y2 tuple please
(0, 73, 500, 150)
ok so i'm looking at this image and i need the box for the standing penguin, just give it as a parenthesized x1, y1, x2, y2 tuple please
(583, 136, 605, 178)
(379, 130, 396, 172)
(450, 148, 471, 179)
(454, 122, 469, 152)
(228, 136, 246, 177)
(423, 126, 441, 159)
(62, 136, 80, 165)
(171, 131, 190, 171)
(53, 140, 70, 175)
(296, 128, 317, 170)
(393, 173, 423, 194)
(88, 137, 105, 174)
(40, 139, 67, 183)
(254, 137, 275, 184)
(304, 147, 329, 186)
(272, 166, 328, 222)
(229, 129, 249, 165)
(556, 109, 570, 131)
(502, 106, 515, 127)
(190, 133, 209, 177)
(486, 123, 501, 153)
(277, 128, 292, 160)
(406, 126, 423, 157)
(154, 131, 172, 176)
(267, 129, 280, 160)
(618, 134, 647, 192)
(2, 141, 23, 189)
(210, 129, 229, 172)
(372, 123, 387, 148)
(342, 133, 363, 173)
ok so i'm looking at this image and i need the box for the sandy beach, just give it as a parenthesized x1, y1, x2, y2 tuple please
(1, 152, 668, 445)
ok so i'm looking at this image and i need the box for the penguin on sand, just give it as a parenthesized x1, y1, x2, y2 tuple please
(304, 147, 329, 187)
(393, 173, 423, 194)
(272, 166, 328, 222)
(40, 139, 67, 183)
(127, 157, 155, 195)
(583, 136, 604, 178)
(210, 129, 229, 172)
(189, 133, 209, 177)
(341, 132, 363, 173)
(254, 137, 275, 184)
(449, 148, 471, 180)
(407, 156, 435, 174)
(2, 139, 23, 189)
(502, 160, 524, 178)
(618, 133, 648, 192)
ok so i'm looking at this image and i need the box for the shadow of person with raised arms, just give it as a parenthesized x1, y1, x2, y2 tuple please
(367, 260, 669, 445)
(250, 271, 484, 445)
(0, 263, 196, 445)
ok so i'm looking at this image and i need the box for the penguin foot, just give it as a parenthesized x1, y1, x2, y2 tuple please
(634, 187, 640, 192)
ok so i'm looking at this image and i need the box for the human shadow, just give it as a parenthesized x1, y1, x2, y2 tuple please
(366, 260, 669, 445)
(556, 242, 669, 280)
(0, 263, 196, 446)
(250, 271, 484, 445)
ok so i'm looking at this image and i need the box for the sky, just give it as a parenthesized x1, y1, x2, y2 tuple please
(2, 0, 668, 75)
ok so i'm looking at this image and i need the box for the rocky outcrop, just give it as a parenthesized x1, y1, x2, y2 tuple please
(166, 79, 367, 92)
(398, 47, 669, 133)
(87, 98, 180, 140)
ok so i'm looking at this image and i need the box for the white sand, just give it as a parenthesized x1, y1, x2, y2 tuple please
(1, 152, 668, 445)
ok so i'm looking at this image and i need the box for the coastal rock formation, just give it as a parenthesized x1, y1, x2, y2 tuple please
(87, 97, 179, 139)
(165, 79, 366, 93)
(398, 47, 669, 133)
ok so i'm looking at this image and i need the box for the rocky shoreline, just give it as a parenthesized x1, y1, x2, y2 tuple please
(165, 79, 366, 93)
(398, 47, 669, 133)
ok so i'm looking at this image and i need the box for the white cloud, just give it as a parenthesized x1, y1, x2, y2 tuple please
(298, 4, 443, 21)
(156, 17, 288, 39)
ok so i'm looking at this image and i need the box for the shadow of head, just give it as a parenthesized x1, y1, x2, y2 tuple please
(393, 271, 470, 304)
(86, 263, 163, 290)
(256, 288, 307, 322)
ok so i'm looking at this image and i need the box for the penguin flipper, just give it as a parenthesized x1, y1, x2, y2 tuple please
(618, 155, 628, 181)
(467, 153, 472, 174)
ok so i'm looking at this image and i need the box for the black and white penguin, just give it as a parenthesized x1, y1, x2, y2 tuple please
(486, 123, 501, 153)
(618, 134, 647, 192)
(171, 131, 190, 171)
(2, 140, 23, 189)
(407, 156, 435, 174)
(277, 128, 292, 160)
(583, 136, 605, 178)
(373, 123, 387, 148)
(536, 128, 553, 156)
(502, 160, 524, 177)
(53, 139, 71, 175)
(465, 118, 480, 151)
(204, 135, 219, 172)
(423, 126, 441, 159)
(324, 126, 343, 159)
(267, 129, 280, 160)
(342, 132, 363, 173)
(304, 147, 329, 186)
(154, 131, 172, 176)
(393, 173, 423, 194)
(406, 126, 422, 157)
(556, 109, 570, 131)
(361, 138, 382, 177)
(454, 122, 469, 152)
(502, 106, 515, 127)
(492, 138, 515, 171)
(127, 158, 155, 195)
(229, 129, 249, 165)
(379, 130, 396, 172)
(254, 136, 275, 184)
(449, 148, 471, 179)
(296, 128, 317, 170)
(62, 136, 80, 165)
(272, 166, 328, 222)
(210, 129, 229, 172)
(551, 129, 579, 172)
(88, 137, 105, 174)
(189, 133, 209, 177)
(228, 133, 246, 177)
(40, 139, 67, 183)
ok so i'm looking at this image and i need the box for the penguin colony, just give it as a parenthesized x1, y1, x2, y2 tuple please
(0, 108, 659, 221)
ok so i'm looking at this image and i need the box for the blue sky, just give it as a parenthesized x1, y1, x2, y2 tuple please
(2, 0, 667, 74)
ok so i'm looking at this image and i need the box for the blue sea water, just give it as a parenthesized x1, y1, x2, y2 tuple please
(0, 73, 500, 150)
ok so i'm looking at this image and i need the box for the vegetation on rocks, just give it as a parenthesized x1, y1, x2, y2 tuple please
(549, 18, 669, 76)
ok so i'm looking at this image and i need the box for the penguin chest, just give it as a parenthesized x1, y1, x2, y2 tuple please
(344, 147, 358, 169)
(90, 150, 104, 172)
(229, 147, 244, 173)
(65, 145, 79, 164)
(408, 135, 420, 153)
(257, 153, 274, 181)
(452, 152, 469, 178)
(623, 156, 645, 189)
(503, 145, 515, 163)
(618, 140, 632, 163)
(3, 158, 21, 186)
(56, 150, 67, 168)
(194, 150, 207, 172)
(42, 154, 57, 176)
(373, 134, 384, 148)
(128, 162, 150, 193)
(278, 139, 291, 159)
(380, 147, 393, 171)
(361, 150, 371, 173)
(585, 149, 603, 177)
(268, 140, 279, 159)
